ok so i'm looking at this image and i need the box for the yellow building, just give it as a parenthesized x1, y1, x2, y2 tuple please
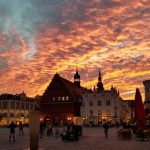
(0, 92, 39, 126)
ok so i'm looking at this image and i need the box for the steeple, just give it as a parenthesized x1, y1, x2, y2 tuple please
(97, 68, 104, 92)
(74, 67, 80, 87)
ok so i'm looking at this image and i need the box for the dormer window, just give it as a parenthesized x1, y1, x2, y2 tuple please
(52, 97, 55, 101)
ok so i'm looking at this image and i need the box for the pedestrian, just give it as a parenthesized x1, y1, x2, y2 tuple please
(19, 121, 24, 135)
(103, 122, 109, 138)
(39, 121, 44, 138)
(8, 121, 17, 142)
(116, 122, 120, 130)
(47, 122, 53, 136)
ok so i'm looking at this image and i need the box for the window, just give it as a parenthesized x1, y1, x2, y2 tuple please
(52, 97, 55, 101)
(106, 110, 111, 115)
(20, 113, 24, 117)
(16, 102, 20, 109)
(81, 100, 85, 106)
(89, 110, 93, 116)
(26, 103, 29, 109)
(30, 104, 34, 110)
(58, 97, 61, 101)
(146, 87, 149, 92)
(3, 101, 8, 109)
(2, 113, 7, 117)
(97, 101, 101, 106)
(10, 101, 15, 109)
(82, 111, 85, 115)
(98, 110, 102, 116)
(106, 100, 110, 106)
(21, 102, 25, 109)
(10, 113, 14, 117)
(66, 96, 69, 100)
(62, 97, 65, 101)
(89, 101, 93, 106)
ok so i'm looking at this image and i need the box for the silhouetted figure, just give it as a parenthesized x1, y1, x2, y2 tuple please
(47, 123, 53, 136)
(8, 121, 17, 142)
(103, 122, 109, 138)
(116, 122, 120, 130)
(39, 121, 45, 138)
(19, 121, 24, 135)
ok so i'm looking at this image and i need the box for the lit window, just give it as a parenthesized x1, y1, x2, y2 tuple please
(58, 97, 61, 101)
(62, 97, 65, 101)
(52, 97, 55, 101)
(66, 96, 69, 100)
(20, 113, 24, 117)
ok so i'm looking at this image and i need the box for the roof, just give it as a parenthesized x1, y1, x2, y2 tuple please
(41, 73, 92, 103)
(0, 93, 35, 102)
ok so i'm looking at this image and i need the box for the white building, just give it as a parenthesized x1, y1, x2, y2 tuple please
(79, 70, 131, 125)
(0, 92, 39, 126)
(143, 80, 150, 116)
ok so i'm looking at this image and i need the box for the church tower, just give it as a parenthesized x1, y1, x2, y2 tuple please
(97, 68, 104, 92)
(74, 68, 80, 87)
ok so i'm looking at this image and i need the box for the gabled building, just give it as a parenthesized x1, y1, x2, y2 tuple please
(40, 71, 90, 125)
(80, 70, 131, 125)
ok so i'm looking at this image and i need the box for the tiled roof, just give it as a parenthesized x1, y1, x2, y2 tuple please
(41, 73, 92, 102)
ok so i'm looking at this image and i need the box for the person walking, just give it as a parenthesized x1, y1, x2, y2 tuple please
(19, 121, 24, 135)
(8, 121, 17, 142)
(47, 122, 53, 136)
(103, 122, 109, 138)
(39, 121, 44, 138)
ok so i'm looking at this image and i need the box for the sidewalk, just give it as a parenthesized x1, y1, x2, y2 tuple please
(0, 127, 149, 150)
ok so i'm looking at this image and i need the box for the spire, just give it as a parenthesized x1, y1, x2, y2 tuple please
(98, 68, 102, 82)
(97, 68, 104, 92)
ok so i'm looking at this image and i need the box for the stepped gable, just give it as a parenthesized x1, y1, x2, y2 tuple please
(41, 73, 89, 103)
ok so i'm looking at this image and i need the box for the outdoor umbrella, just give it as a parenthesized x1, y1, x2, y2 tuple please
(134, 88, 146, 130)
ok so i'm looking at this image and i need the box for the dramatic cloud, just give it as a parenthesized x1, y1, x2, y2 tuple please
(0, 0, 150, 100)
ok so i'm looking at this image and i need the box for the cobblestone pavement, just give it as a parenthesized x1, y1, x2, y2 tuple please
(0, 127, 150, 150)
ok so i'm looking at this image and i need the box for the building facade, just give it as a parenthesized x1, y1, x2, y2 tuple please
(40, 71, 91, 125)
(0, 92, 39, 126)
(143, 80, 150, 117)
(80, 70, 131, 125)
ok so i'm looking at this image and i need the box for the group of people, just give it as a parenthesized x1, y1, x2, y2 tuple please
(8, 120, 122, 142)
(8, 121, 24, 142)
(39, 121, 80, 141)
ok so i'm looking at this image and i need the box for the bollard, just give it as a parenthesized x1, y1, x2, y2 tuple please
(29, 111, 40, 150)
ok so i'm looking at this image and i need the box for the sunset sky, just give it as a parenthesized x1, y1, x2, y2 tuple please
(0, 0, 150, 100)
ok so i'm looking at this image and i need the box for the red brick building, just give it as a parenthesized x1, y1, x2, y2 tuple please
(40, 70, 90, 125)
